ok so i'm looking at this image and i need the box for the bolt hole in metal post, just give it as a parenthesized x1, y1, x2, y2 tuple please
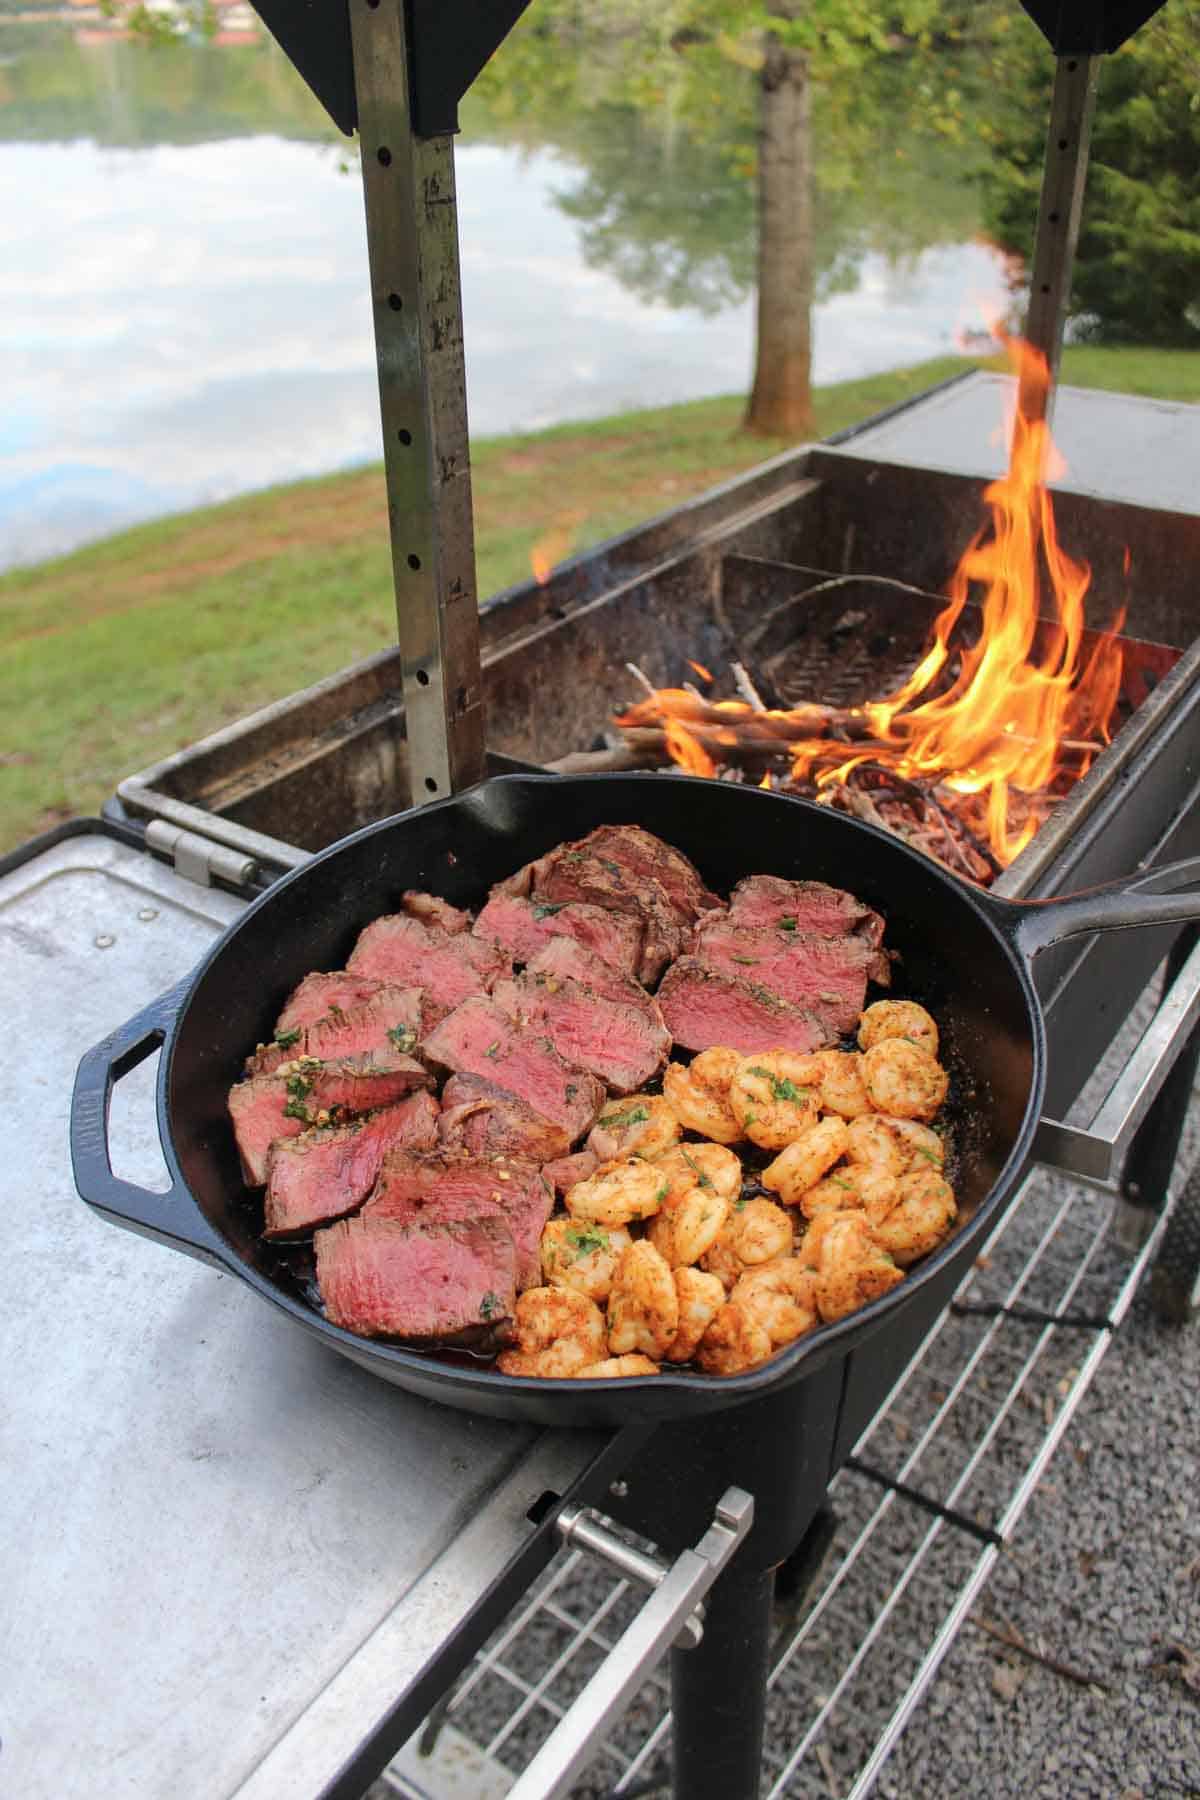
(415, 670, 430, 688)
(398, 429, 412, 445)
(377, 147, 392, 166)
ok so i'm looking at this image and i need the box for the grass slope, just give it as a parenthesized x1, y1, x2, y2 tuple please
(2, 347, 1197, 851)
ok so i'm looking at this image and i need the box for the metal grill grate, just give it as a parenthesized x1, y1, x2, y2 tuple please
(384, 1159, 1174, 1800)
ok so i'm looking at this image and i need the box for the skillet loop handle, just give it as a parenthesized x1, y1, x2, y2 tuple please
(1014, 854, 1200, 961)
(70, 983, 223, 1267)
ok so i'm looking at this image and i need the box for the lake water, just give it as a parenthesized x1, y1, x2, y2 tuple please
(0, 27, 1008, 570)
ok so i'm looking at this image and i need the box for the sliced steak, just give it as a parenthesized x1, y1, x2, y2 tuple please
(347, 913, 509, 1017)
(275, 971, 390, 1037)
(656, 958, 827, 1055)
(263, 1091, 440, 1238)
(492, 971, 670, 1094)
(542, 1149, 600, 1198)
(438, 1072, 570, 1164)
(533, 854, 688, 984)
(228, 1054, 434, 1185)
(727, 875, 885, 948)
(525, 936, 653, 1006)
(422, 996, 604, 1142)
(472, 893, 645, 978)
(401, 890, 472, 935)
(573, 824, 723, 920)
(691, 917, 880, 1037)
(363, 1148, 552, 1290)
(315, 1214, 516, 1342)
(248, 988, 426, 1077)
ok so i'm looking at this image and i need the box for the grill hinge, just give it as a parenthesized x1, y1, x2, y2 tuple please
(145, 819, 259, 892)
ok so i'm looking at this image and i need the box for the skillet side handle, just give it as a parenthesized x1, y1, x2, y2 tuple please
(70, 984, 225, 1269)
(1011, 854, 1200, 961)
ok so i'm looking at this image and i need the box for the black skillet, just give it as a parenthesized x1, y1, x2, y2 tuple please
(70, 774, 1200, 1426)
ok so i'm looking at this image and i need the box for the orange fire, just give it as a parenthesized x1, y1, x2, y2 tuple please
(618, 333, 1126, 872)
(530, 511, 585, 586)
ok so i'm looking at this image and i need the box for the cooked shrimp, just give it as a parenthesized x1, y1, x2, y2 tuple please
(858, 999, 939, 1058)
(806, 1211, 905, 1323)
(655, 1141, 743, 1204)
(645, 1186, 731, 1267)
(761, 1117, 850, 1207)
(664, 1267, 727, 1362)
(815, 1051, 874, 1119)
(663, 1051, 743, 1144)
(496, 1287, 607, 1378)
(729, 1259, 819, 1348)
(694, 1301, 774, 1375)
(721, 1196, 795, 1265)
(541, 1219, 633, 1302)
(872, 1167, 957, 1267)
(699, 1234, 747, 1294)
(799, 1162, 895, 1222)
(588, 1094, 682, 1164)
(861, 1040, 949, 1122)
(845, 1114, 909, 1176)
(607, 1240, 680, 1358)
(729, 1052, 822, 1150)
(565, 1155, 670, 1226)
(574, 1354, 660, 1378)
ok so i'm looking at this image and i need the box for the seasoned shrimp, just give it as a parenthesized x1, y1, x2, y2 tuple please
(664, 1267, 727, 1362)
(699, 1234, 748, 1293)
(646, 1185, 731, 1267)
(607, 1240, 680, 1358)
(655, 1141, 743, 1204)
(861, 1040, 949, 1122)
(694, 1301, 774, 1375)
(872, 1167, 957, 1267)
(846, 1113, 944, 1175)
(807, 1211, 904, 1323)
(858, 999, 939, 1058)
(662, 1050, 743, 1144)
(815, 1051, 874, 1120)
(721, 1196, 795, 1265)
(574, 1354, 660, 1378)
(761, 1116, 850, 1207)
(541, 1219, 633, 1302)
(729, 1259, 819, 1349)
(799, 1162, 895, 1222)
(588, 1094, 682, 1164)
(729, 1052, 821, 1150)
(496, 1287, 607, 1378)
(565, 1155, 670, 1226)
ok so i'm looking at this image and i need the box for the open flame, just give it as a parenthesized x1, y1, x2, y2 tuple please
(617, 333, 1126, 875)
(530, 511, 585, 586)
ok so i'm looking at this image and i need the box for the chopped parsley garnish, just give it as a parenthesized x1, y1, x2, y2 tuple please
(599, 1104, 650, 1131)
(912, 1145, 943, 1165)
(566, 1225, 608, 1257)
(387, 1025, 417, 1054)
(565, 1083, 578, 1100)
(483, 1041, 500, 1058)
(830, 1175, 854, 1192)
(779, 916, 798, 931)
(479, 1290, 501, 1320)
(532, 902, 565, 920)
(283, 1098, 310, 1122)
(655, 1183, 670, 1204)
(732, 956, 758, 966)
(681, 1148, 713, 1189)
(771, 1076, 813, 1104)
(273, 1028, 301, 1049)
(734, 1193, 750, 1211)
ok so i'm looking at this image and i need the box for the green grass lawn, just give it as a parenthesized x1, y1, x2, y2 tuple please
(2, 345, 1196, 853)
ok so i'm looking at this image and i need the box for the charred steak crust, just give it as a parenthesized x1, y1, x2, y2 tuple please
(248, 988, 427, 1077)
(263, 1090, 440, 1239)
(421, 996, 605, 1143)
(532, 853, 688, 984)
(690, 916, 880, 1038)
(438, 1072, 571, 1164)
(472, 892, 646, 978)
(228, 1054, 434, 1186)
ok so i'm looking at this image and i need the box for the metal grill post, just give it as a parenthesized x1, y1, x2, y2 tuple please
(349, 0, 486, 802)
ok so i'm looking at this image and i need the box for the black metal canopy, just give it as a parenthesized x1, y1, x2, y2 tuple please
(1019, 1, 1169, 53)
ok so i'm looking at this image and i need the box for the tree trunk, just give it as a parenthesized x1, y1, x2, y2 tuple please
(743, 3, 814, 439)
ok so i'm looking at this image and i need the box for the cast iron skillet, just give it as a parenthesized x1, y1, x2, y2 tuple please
(71, 775, 1200, 1426)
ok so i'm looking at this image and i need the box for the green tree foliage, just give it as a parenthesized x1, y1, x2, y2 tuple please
(981, 2, 1200, 345)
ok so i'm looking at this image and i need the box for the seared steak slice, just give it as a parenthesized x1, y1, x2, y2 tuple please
(728, 874, 885, 948)
(438, 1072, 570, 1164)
(248, 988, 426, 1077)
(656, 958, 827, 1055)
(472, 893, 645, 978)
(422, 996, 605, 1142)
(315, 1214, 516, 1341)
(542, 1149, 600, 1198)
(263, 1091, 440, 1238)
(363, 1148, 552, 1290)
(275, 971, 390, 1037)
(347, 913, 509, 1017)
(401, 890, 472, 935)
(573, 825, 723, 920)
(228, 1054, 434, 1185)
(525, 936, 653, 1006)
(492, 970, 670, 1094)
(533, 854, 688, 984)
(692, 917, 881, 1037)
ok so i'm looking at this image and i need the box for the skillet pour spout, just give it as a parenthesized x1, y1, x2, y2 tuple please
(69, 776, 1200, 1426)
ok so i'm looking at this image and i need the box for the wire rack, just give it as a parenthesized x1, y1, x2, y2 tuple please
(383, 1163, 1178, 1800)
